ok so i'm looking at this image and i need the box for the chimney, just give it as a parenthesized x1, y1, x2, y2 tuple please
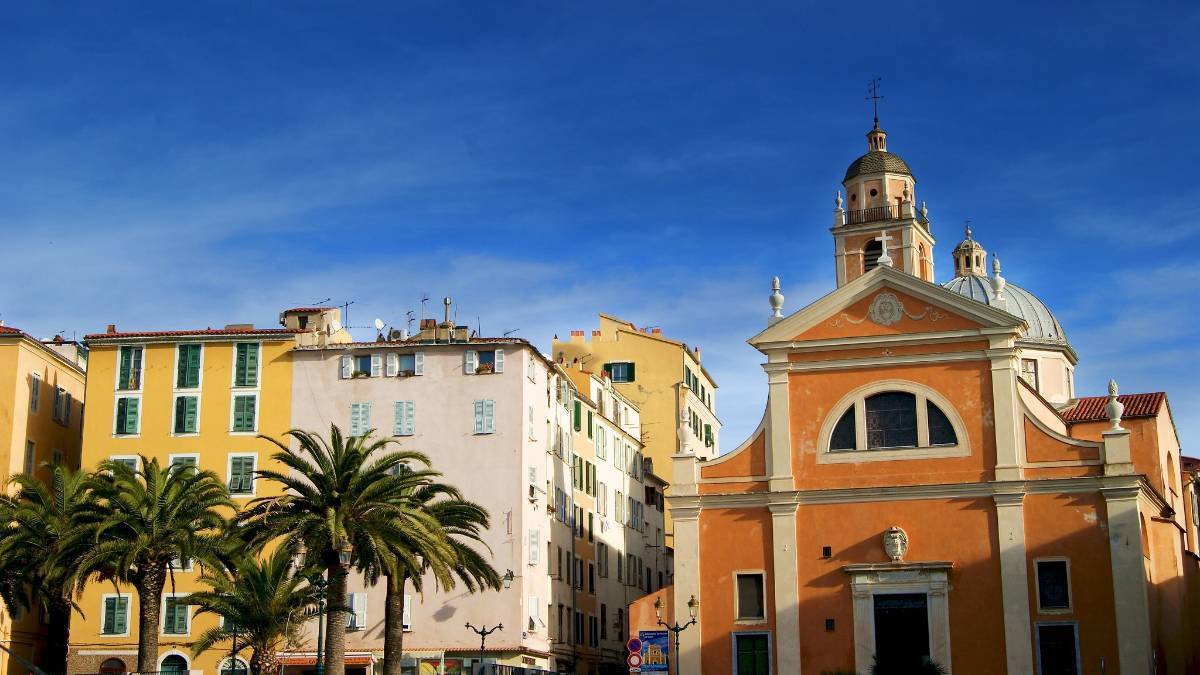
(694, 345, 701, 360)
(651, 328, 663, 336)
(106, 324, 117, 334)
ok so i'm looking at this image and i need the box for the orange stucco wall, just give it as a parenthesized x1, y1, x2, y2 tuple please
(789, 360, 995, 489)
(700, 429, 766, 480)
(1024, 417, 1101, 464)
(697, 507, 776, 674)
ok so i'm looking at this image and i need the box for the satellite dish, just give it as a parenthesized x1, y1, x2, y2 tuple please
(374, 318, 385, 331)
(330, 319, 343, 333)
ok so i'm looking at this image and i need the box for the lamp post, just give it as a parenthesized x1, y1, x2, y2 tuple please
(308, 572, 329, 675)
(464, 572, 513, 675)
(655, 595, 698, 675)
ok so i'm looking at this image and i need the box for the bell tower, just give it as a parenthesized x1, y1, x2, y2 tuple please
(831, 118, 936, 287)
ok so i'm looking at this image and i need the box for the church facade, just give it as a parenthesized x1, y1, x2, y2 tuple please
(632, 120, 1197, 674)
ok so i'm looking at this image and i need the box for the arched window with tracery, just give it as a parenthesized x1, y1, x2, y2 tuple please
(821, 382, 968, 463)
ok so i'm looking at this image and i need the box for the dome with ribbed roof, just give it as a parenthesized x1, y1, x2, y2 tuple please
(942, 275, 1070, 347)
(843, 150, 913, 182)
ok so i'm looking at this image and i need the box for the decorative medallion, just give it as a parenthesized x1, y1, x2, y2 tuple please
(883, 525, 909, 562)
(868, 292, 905, 326)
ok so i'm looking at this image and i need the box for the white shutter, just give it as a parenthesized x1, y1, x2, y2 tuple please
(371, 354, 383, 377)
(414, 351, 425, 375)
(464, 350, 478, 374)
(348, 592, 367, 629)
(484, 400, 495, 433)
(473, 401, 485, 434)
(404, 402, 414, 436)
(340, 356, 351, 379)
(528, 595, 539, 628)
(529, 528, 540, 565)
(393, 402, 405, 436)
(494, 349, 505, 373)
(386, 353, 398, 377)
(402, 594, 412, 630)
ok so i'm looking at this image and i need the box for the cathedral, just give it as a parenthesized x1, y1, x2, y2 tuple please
(630, 118, 1197, 674)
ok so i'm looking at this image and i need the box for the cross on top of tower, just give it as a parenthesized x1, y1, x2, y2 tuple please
(866, 77, 883, 127)
(965, 219, 972, 239)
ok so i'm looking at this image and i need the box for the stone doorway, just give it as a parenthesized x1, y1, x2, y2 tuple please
(873, 593, 930, 667)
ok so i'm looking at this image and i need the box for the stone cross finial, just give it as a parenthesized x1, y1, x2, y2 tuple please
(1106, 379, 1125, 430)
(768, 276, 785, 324)
(875, 230, 893, 268)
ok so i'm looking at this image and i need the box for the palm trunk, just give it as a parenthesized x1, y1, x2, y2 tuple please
(324, 561, 349, 675)
(249, 645, 275, 675)
(135, 567, 166, 674)
(44, 596, 72, 675)
(382, 574, 407, 675)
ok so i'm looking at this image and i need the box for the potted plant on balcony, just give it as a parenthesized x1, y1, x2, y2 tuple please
(475, 362, 495, 374)
(398, 369, 416, 378)
(351, 370, 370, 378)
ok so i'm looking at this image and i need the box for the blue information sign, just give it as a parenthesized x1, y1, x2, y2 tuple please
(637, 630, 669, 672)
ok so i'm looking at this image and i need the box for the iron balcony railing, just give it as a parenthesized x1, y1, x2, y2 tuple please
(843, 204, 929, 226)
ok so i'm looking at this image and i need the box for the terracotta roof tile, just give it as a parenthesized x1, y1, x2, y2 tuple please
(0, 326, 21, 335)
(1062, 392, 1166, 423)
(282, 307, 334, 314)
(85, 328, 299, 341)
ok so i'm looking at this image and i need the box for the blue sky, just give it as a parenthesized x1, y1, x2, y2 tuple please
(2, 2, 1198, 451)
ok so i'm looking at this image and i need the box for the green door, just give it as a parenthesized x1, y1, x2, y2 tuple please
(735, 633, 770, 674)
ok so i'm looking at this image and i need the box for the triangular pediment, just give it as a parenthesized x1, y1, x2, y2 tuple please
(750, 266, 1024, 347)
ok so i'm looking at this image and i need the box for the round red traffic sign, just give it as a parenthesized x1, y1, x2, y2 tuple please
(627, 653, 643, 668)
(626, 637, 642, 653)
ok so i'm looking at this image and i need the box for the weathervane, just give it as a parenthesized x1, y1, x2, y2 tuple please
(866, 77, 883, 125)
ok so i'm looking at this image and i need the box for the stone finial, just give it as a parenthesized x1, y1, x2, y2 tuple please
(920, 200, 928, 218)
(768, 276, 785, 325)
(991, 253, 1007, 301)
(1107, 379, 1125, 430)
(902, 184, 910, 202)
(835, 191, 843, 209)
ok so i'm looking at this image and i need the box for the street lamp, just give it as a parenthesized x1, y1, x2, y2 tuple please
(655, 595, 698, 675)
(465, 622, 503, 674)
(501, 569, 514, 589)
(308, 572, 329, 675)
(338, 541, 353, 566)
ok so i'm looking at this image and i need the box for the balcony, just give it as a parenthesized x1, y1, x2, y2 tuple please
(841, 204, 929, 227)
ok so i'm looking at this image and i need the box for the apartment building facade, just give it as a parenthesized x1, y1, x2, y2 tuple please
(0, 325, 87, 675)
(67, 311, 334, 675)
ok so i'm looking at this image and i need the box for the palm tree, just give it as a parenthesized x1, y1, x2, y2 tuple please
(0, 466, 95, 675)
(185, 546, 319, 675)
(78, 456, 233, 673)
(237, 426, 448, 675)
(365, 478, 500, 675)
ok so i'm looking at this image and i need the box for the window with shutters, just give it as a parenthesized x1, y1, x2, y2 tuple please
(162, 595, 189, 635)
(101, 595, 130, 635)
(596, 426, 607, 460)
(29, 374, 40, 413)
(734, 633, 771, 675)
(604, 361, 634, 383)
(402, 594, 413, 631)
(396, 352, 422, 376)
(465, 349, 505, 375)
(169, 455, 198, 475)
(227, 454, 256, 496)
(347, 592, 367, 630)
(348, 402, 372, 436)
(23, 441, 35, 475)
(231, 394, 257, 433)
(233, 343, 260, 387)
(173, 395, 199, 434)
(473, 400, 495, 434)
(529, 529, 540, 566)
(735, 572, 766, 622)
(1036, 559, 1072, 613)
(176, 344, 202, 389)
(596, 483, 608, 517)
(110, 456, 139, 472)
(114, 396, 140, 436)
(392, 401, 414, 437)
(116, 346, 144, 391)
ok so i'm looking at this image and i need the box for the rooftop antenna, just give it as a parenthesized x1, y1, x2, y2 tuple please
(338, 300, 356, 325)
(866, 77, 883, 125)
(503, 328, 520, 337)
(420, 294, 430, 321)
(405, 310, 416, 333)
(477, 315, 482, 337)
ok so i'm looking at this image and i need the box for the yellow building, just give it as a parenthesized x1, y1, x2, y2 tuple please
(0, 325, 86, 675)
(68, 309, 347, 675)
(553, 315, 718, 545)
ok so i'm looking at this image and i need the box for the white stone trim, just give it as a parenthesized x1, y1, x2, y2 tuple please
(994, 493, 1034, 673)
(770, 350, 991, 373)
(844, 562, 953, 673)
(756, 326, 1019, 353)
(815, 379, 970, 464)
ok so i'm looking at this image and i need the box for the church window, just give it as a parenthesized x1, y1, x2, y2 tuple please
(1036, 559, 1071, 612)
(735, 573, 766, 622)
(863, 240, 883, 272)
(1021, 359, 1039, 391)
(869, 188, 878, 197)
(865, 392, 918, 449)
(927, 401, 957, 446)
(830, 409, 856, 451)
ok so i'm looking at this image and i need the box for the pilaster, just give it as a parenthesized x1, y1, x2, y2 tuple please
(765, 361, 794, 492)
(1102, 485, 1152, 675)
(988, 342, 1024, 481)
(768, 502, 801, 674)
(671, 504, 703, 675)
(993, 492, 1034, 674)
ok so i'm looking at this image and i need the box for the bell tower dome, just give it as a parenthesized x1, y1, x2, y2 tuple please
(831, 118, 936, 287)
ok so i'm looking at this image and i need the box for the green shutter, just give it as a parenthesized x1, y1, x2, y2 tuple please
(177, 345, 201, 388)
(103, 597, 116, 633)
(626, 362, 635, 382)
(235, 343, 260, 387)
(573, 401, 581, 431)
(233, 395, 255, 432)
(587, 411, 593, 438)
(117, 398, 139, 435)
(230, 456, 253, 494)
(118, 347, 132, 389)
(185, 397, 198, 432)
